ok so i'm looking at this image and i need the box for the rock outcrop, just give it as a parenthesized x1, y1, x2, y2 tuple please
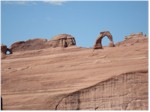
(1, 45, 12, 59)
(115, 32, 147, 47)
(93, 31, 115, 49)
(1, 44, 12, 54)
(1, 44, 8, 54)
(10, 34, 76, 52)
(51, 34, 76, 47)
(10, 39, 47, 52)
(1, 44, 12, 59)
(1, 45, 7, 59)
(56, 70, 148, 110)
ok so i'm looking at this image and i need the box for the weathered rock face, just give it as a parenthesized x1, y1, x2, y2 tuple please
(10, 34, 76, 52)
(115, 32, 147, 47)
(56, 71, 148, 110)
(93, 31, 115, 49)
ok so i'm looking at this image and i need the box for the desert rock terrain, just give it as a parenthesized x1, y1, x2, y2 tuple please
(1, 33, 148, 110)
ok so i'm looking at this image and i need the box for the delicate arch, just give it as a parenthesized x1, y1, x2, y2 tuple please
(93, 31, 115, 49)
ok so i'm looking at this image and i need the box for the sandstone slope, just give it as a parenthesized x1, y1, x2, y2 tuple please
(1, 35, 148, 110)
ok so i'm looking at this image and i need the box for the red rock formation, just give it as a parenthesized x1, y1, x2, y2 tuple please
(10, 34, 76, 52)
(115, 32, 147, 47)
(10, 41, 25, 52)
(10, 39, 47, 52)
(93, 31, 115, 49)
(1, 45, 8, 54)
(51, 34, 76, 47)
(1, 44, 12, 55)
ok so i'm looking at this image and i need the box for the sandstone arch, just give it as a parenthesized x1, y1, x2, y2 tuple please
(1, 45, 12, 55)
(93, 31, 115, 49)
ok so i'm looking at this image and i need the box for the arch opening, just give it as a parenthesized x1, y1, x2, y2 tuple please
(6, 49, 12, 55)
(101, 36, 111, 47)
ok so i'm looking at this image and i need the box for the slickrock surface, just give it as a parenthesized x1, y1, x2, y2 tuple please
(1, 36, 148, 110)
